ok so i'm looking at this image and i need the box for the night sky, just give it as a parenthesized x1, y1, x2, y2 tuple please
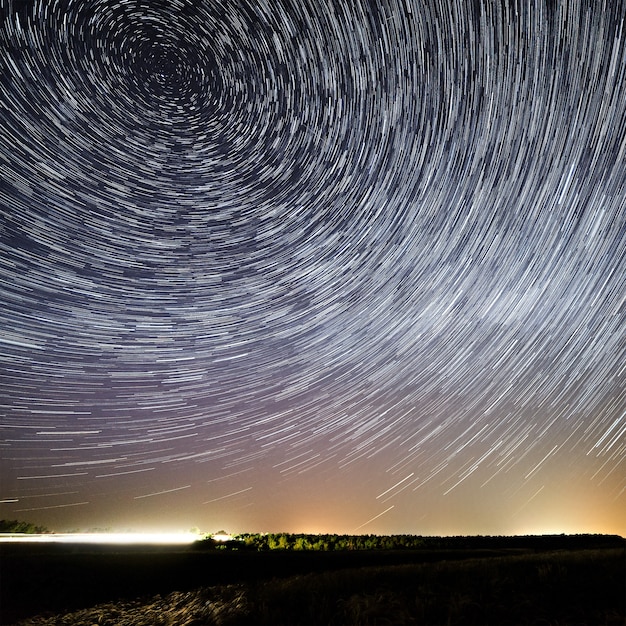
(1, 0, 625, 537)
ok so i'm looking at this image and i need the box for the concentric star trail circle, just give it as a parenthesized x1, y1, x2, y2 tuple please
(1, 0, 624, 534)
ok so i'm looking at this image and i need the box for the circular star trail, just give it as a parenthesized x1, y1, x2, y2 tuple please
(1, 0, 625, 534)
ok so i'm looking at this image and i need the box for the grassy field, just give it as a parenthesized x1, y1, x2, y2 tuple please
(2, 541, 624, 625)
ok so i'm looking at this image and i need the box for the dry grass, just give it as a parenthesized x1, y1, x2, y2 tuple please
(13, 548, 625, 626)
(15, 585, 249, 626)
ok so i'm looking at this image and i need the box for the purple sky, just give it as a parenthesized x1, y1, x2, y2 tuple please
(1, 0, 625, 536)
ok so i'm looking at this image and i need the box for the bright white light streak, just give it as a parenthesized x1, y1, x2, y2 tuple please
(36, 430, 101, 435)
(202, 487, 252, 503)
(134, 485, 191, 499)
(96, 467, 155, 478)
(15, 501, 89, 511)
(376, 473, 414, 499)
(524, 445, 559, 479)
(0, 532, 199, 544)
(591, 415, 626, 454)
(354, 505, 394, 531)
(17, 473, 89, 479)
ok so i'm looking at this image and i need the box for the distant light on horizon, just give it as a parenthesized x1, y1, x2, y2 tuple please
(0, 532, 200, 545)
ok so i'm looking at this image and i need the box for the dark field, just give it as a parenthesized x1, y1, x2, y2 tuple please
(1, 537, 624, 625)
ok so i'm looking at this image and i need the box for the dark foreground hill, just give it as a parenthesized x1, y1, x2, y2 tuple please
(2, 536, 624, 625)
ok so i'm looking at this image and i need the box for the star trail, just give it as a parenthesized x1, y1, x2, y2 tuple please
(1, 0, 625, 536)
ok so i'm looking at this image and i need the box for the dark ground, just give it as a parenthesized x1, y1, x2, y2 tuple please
(1, 537, 624, 625)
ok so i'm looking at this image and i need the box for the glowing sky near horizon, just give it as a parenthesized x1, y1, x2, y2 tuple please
(1, 0, 625, 537)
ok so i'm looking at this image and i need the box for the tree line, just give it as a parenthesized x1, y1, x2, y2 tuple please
(196, 532, 623, 552)
(0, 519, 50, 534)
